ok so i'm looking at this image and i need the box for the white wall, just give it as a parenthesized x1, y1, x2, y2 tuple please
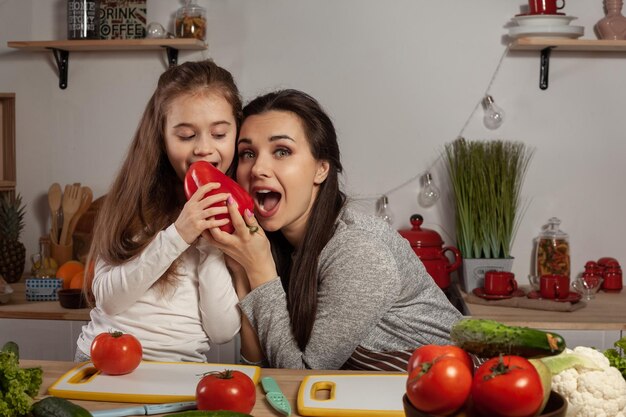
(1, 0, 625, 284)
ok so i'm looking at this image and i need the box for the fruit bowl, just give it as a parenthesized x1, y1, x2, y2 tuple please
(58, 289, 87, 309)
(403, 390, 567, 417)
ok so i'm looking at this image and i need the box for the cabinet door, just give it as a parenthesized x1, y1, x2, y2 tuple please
(1, 318, 241, 363)
(0, 318, 87, 361)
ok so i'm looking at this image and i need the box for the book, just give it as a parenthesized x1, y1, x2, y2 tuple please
(99, 0, 147, 40)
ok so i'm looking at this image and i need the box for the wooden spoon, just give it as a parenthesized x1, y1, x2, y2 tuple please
(47, 183, 62, 244)
(59, 184, 82, 246)
(66, 186, 93, 243)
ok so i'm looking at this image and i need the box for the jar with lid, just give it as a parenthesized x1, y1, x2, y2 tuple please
(175, 0, 207, 40)
(534, 217, 570, 278)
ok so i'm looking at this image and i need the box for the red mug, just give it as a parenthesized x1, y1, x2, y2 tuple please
(529, 0, 565, 14)
(484, 271, 517, 296)
(540, 274, 570, 299)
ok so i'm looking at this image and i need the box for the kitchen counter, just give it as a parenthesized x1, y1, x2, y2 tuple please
(0, 281, 90, 321)
(23, 360, 389, 417)
(460, 285, 626, 331)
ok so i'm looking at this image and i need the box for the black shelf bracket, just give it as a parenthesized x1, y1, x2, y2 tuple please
(539, 47, 553, 90)
(50, 48, 70, 89)
(165, 46, 179, 67)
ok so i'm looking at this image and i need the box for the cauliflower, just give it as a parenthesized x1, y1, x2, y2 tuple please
(551, 346, 626, 417)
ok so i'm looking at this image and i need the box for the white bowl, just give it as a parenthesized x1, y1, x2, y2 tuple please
(508, 25, 584, 39)
(0, 284, 13, 304)
(513, 15, 577, 26)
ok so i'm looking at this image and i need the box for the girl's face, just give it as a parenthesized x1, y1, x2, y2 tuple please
(237, 110, 329, 245)
(164, 91, 237, 180)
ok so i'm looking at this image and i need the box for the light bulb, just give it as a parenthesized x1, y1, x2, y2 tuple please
(146, 22, 166, 39)
(418, 172, 440, 208)
(376, 195, 394, 225)
(482, 95, 505, 130)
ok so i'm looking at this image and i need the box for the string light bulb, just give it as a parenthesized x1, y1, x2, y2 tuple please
(418, 172, 440, 208)
(482, 95, 505, 130)
(376, 195, 394, 225)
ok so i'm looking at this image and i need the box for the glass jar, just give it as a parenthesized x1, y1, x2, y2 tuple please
(67, 0, 100, 40)
(30, 237, 58, 278)
(534, 217, 570, 278)
(175, 1, 207, 40)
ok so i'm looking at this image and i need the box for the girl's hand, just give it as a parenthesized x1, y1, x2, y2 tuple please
(204, 196, 277, 289)
(175, 182, 230, 244)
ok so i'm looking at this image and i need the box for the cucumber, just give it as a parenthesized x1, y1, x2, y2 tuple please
(166, 411, 252, 417)
(450, 318, 566, 358)
(31, 396, 92, 417)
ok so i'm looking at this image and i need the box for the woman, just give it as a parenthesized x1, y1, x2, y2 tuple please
(209, 89, 462, 370)
(75, 60, 242, 362)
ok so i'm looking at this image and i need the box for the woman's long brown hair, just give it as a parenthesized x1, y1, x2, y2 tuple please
(85, 60, 242, 296)
(239, 90, 346, 350)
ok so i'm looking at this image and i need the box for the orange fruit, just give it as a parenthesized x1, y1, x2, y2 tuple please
(56, 260, 85, 289)
(69, 270, 85, 290)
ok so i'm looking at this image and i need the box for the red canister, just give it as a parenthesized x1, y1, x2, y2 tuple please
(602, 262, 623, 292)
(398, 214, 462, 289)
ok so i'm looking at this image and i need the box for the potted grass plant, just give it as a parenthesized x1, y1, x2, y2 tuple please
(443, 138, 534, 292)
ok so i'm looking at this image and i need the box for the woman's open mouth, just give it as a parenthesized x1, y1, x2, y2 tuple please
(255, 189, 281, 217)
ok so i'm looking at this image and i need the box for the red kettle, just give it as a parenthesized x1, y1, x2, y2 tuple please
(398, 214, 462, 289)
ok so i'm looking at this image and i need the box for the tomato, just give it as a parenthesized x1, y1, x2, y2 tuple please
(472, 355, 543, 417)
(90, 331, 142, 375)
(407, 344, 473, 374)
(406, 356, 472, 416)
(184, 160, 254, 234)
(196, 370, 256, 414)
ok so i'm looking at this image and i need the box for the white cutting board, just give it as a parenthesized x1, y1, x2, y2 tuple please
(297, 374, 407, 417)
(48, 361, 261, 404)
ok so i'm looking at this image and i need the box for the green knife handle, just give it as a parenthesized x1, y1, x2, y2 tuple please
(261, 376, 282, 394)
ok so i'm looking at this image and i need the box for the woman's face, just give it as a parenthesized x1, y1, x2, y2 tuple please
(164, 91, 237, 180)
(237, 110, 329, 245)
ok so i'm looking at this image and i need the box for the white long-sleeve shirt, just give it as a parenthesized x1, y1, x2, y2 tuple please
(76, 224, 241, 362)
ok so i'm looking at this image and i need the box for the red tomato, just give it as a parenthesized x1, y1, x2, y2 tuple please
(90, 331, 142, 375)
(184, 160, 254, 234)
(472, 355, 543, 417)
(407, 344, 473, 374)
(406, 356, 472, 416)
(196, 370, 256, 414)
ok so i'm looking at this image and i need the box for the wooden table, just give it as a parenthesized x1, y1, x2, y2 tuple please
(461, 285, 626, 330)
(24, 360, 392, 417)
(0, 282, 90, 320)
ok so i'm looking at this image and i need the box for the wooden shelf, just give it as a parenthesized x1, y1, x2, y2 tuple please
(0, 94, 15, 194)
(509, 38, 626, 90)
(7, 38, 207, 52)
(0, 181, 16, 192)
(510, 37, 626, 52)
(7, 39, 208, 89)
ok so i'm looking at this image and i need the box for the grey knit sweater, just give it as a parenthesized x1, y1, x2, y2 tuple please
(239, 206, 463, 369)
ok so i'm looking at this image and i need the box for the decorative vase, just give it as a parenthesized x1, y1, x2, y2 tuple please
(460, 258, 514, 293)
(596, 0, 626, 40)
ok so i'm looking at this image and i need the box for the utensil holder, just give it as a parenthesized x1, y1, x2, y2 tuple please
(51, 240, 73, 266)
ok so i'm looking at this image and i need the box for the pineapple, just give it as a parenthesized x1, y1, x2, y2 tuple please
(0, 193, 26, 283)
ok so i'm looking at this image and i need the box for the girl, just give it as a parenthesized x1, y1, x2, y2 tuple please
(209, 89, 463, 370)
(75, 60, 242, 362)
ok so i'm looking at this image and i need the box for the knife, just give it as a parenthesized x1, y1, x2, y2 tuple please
(261, 376, 291, 416)
(90, 401, 196, 417)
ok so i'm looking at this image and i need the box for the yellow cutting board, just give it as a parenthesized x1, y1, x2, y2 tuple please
(48, 361, 261, 403)
(297, 374, 407, 417)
